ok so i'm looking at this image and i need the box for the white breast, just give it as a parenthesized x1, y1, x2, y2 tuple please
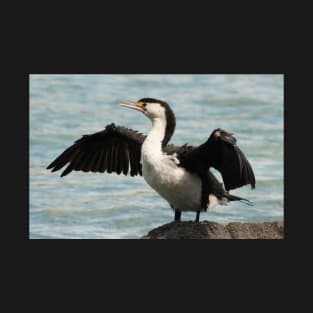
(142, 152, 203, 211)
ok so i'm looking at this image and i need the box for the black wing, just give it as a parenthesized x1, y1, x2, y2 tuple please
(47, 123, 146, 177)
(178, 128, 255, 191)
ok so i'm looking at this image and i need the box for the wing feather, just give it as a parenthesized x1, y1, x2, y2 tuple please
(73, 151, 87, 171)
(178, 128, 255, 191)
(47, 123, 145, 177)
(89, 151, 100, 172)
(122, 149, 129, 175)
(98, 149, 107, 173)
(128, 142, 139, 176)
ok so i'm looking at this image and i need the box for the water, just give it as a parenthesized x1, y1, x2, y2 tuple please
(30, 74, 284, 239)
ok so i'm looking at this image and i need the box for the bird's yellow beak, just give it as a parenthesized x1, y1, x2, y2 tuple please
(120, 100, 145, 113)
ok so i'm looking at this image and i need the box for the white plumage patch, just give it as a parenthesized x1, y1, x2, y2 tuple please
(207, 194, 218, 211)
(207, 194, 228, 211)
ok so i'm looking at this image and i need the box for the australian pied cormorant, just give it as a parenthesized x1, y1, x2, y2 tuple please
(47, 98, 256, 222)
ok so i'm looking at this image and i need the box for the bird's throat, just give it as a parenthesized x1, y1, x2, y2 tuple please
(142, 117, 166, 161)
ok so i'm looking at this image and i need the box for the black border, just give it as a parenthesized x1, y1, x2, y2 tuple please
(5, 7, 305, 304)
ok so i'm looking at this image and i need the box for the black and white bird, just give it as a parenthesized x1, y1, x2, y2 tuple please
(47, 98, 255, 222)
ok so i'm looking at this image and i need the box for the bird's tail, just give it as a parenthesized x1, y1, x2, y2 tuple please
(227, 193, 253, 206)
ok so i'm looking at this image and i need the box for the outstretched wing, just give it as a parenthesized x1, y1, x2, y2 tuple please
(178, 128, 255, 191)
(47, 123, 146, 177)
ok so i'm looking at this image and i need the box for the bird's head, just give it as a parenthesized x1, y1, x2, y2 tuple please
(120, 98, 176, 146)
(120, 98, 171, 120)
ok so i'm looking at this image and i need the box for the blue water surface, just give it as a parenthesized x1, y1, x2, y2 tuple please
(30, 74, 284, 239)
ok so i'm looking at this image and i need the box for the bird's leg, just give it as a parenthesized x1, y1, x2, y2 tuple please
(201, 175, 209, 210)
(174, 209, 182, 222)
(195, 211, 200, 223)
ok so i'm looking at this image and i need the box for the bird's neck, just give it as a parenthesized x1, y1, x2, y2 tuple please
(142, 117, 166, 159)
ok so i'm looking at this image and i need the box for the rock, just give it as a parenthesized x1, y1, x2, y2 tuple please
(141, 220, 284, 239)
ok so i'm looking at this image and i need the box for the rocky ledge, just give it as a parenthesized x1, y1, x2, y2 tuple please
(141, 221, 284, 239)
